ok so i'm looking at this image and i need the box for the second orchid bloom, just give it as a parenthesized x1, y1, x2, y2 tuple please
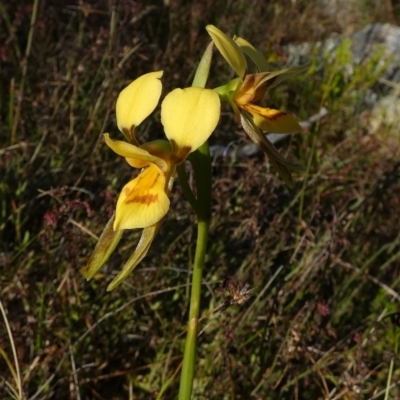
(206, 25, 306, 188)
(85, 71, 220, 290)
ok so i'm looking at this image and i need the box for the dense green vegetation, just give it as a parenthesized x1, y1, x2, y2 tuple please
(1, 1, 400, 399)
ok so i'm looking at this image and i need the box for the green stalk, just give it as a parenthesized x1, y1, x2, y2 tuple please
(176, 164, 199, 214)
(178, 218, 209, 399)
(178, 142, 212, 400)
(178, 41, 214, 399)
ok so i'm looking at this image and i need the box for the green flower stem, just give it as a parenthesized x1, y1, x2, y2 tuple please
(178, 218, 209, 400)
(178, 141, 212, 399)
(188, 142, 213, 220)
(176, 164, 199, 214)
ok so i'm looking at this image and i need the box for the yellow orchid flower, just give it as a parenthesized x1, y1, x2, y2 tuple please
(84, 71, 220, 290)
(206, 25, 306, 187)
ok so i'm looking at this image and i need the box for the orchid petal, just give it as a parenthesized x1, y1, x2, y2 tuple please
(116, 71, 163, 133)
(126, 140, 172, 169)
(104, 133, 168, 172)
(234, 36, 269, 72)
(107, 223, 160, 291)
(235, 74, 267, 104)
(242, 104, 302, 133)
(84, 214, 123, 280)
(206, 25, 247, 80)
(114, 164, 169, 230)
(252, 66, 309, 92)
(161, 87, 220, 164)
(240, 114, 305, 188)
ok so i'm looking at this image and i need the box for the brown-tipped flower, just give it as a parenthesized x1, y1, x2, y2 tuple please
(207, 25, 307, 187)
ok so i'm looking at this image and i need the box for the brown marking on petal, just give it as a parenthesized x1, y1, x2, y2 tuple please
(121, 126, 139, 146)
(253, 85, 268, 102)
(242, 103, 287, 121)
(250, 73, 282, 102)
(241, 74, 257, 91)
(259, 110, 287, 121)
(121, 165, 165, 205)
(123, 187, 132, 196)
(170, 139, 192, 165)
(235, 76, 257, 105)
(236, 73, 272, 104)
(126, 193, 159, 205)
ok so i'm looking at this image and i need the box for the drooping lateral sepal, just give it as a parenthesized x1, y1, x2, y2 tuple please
(84, 214, 123, 280)
(240, 114, 305, 188)
(107, 223, 161, 291)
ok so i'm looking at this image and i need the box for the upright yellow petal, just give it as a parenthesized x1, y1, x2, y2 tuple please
(114, 164, 170, 230)
(116, 71, 163, 133)
(161, 87, 220, 164)
(206, 25, 247, 80)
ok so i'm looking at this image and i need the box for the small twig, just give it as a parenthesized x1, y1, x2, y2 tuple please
(239, 265, 284, 323)
(68, 218, 99, 240)
(377, 77, 400, 91)
(306, 352, 330, 398)
(369, 378, 400, 400)
(0, 142, 30, 155)
(337, 260, 400, 302)
(69, 344, 81, 400)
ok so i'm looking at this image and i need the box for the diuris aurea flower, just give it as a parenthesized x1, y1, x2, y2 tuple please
(206, 25, 306, 188)
(84, 71, 220, 290)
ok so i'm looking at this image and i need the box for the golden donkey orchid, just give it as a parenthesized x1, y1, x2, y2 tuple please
(84, 71, 220, 290)
(206, 25, 307, 188)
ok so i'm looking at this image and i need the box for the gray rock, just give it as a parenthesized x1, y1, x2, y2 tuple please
(287, 23, 400, 96)
(287, 23, 400, 136)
